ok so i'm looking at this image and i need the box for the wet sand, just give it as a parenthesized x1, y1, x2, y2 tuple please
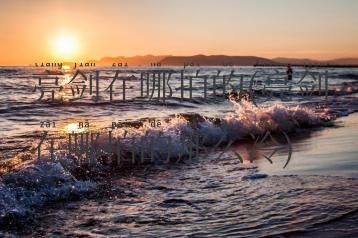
(257, 112, 358, 178)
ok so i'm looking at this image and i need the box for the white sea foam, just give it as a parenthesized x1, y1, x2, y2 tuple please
(0, 160, 95, 227)
(0, 100, 327, 227)
(80, 100, 326, 162)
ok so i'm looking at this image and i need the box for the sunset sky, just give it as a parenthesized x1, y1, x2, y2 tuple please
(0, 0, 358, 65)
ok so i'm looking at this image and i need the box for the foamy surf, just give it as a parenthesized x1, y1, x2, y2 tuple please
(0, 160, 95, 227)
(0, 100, 335, 228)
(82, 99, 328, 161)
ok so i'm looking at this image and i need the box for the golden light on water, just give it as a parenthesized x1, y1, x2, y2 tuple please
(63, 122, 87, 134)
(62, 65, 71, 70)
(61, 120, 98, 134)
(61, 74, 72, 84)
(64, 123, 79, 133)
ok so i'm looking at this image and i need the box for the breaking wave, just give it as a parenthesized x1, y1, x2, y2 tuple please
(0, 160, 95, 227)
(0, 100, 331, 228)
(100, 100, 328, 160)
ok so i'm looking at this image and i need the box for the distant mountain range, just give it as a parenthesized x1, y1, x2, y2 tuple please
(93, 55, 358, 66)
(159, 55, 276, 66)
(272, 57, 358, 66)
(92, 55, 168, 66)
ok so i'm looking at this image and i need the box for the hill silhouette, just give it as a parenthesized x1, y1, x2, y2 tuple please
(93, 55, 358, 66)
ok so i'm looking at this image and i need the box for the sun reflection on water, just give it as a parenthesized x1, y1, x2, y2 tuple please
(63, 122, 88, 134)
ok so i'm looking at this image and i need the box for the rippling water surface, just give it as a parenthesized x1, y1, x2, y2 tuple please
(0, 66, 358, 237)
(30, 152, 358, 237)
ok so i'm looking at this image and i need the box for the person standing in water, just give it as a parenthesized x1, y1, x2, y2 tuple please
(286, 65, 293, 81)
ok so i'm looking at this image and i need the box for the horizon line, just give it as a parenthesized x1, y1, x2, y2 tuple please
(2, 54, 358, 67)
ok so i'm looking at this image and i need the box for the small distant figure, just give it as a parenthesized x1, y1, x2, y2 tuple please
(286, 65, 293, 81)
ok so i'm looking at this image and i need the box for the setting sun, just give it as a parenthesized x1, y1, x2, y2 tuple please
(53, 34, 77, 59)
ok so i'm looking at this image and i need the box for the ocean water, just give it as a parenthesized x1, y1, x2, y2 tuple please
(1, 66, 357, 160)
(0, 66, 357, 236)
